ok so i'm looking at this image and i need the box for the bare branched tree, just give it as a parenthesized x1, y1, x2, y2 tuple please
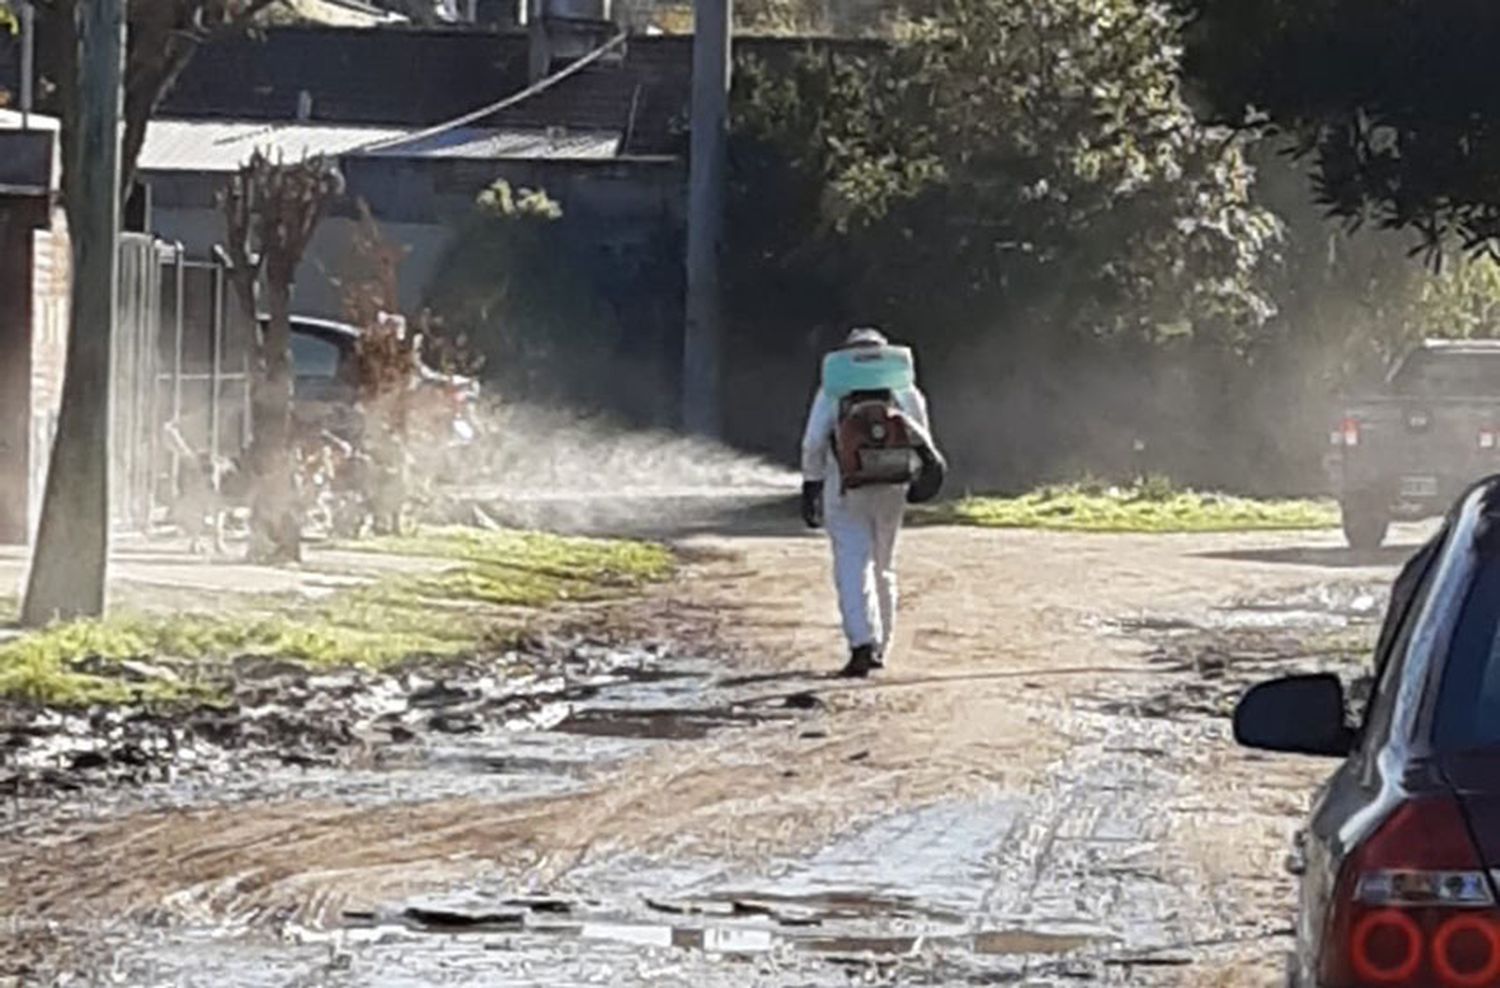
(222, 151, 343, 564)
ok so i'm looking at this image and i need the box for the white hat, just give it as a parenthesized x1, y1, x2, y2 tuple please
(844, 327, 888, 347)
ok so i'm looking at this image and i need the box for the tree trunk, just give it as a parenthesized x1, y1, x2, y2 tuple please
(248, 274, 301, 564)
(22, 0, 124, 627)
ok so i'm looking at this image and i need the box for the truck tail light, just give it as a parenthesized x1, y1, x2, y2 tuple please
(1324, 798, 1500, 987)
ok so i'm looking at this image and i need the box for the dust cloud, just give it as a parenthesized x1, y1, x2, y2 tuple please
(448, 403, 799, 536)
(914, 329, 1370, 499)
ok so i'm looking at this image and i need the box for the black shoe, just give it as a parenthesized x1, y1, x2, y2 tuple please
(840, 644, 878, 679)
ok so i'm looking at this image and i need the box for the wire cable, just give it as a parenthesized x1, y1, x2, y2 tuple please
(352, 31, 629, 155)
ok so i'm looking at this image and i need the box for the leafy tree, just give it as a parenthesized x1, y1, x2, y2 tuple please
(734, 0, 1278, 352)
(1243, 152, 1420, 382)
(1179, 0, 1500, 255)
(426, 181, 655, 416)
(1248, 150, 1500, 384)
(1398, 259, 1500, 345)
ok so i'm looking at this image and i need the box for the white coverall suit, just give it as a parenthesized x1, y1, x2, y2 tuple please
(800, 386, 932, 655)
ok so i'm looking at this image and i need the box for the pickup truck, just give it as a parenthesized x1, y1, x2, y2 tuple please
(1327, 339, 1500, 548)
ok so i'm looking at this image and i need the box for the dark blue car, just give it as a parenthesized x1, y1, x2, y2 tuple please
(1236, 477, 1500, 988)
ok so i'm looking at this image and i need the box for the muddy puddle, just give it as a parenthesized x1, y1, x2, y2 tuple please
(105, 928, 1096, 988)
(102, 799, 1120, 988)
(0, 639, 799, 834)
(263, 772, 1197, 985)
(358, 895, 1097, 959)
(93, 759, 1239, 986)
(1114, 580, 1384, 638)
(1098, 579, 1386, 722)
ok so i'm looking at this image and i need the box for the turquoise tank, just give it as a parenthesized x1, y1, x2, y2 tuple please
(821, 345, 916, 400)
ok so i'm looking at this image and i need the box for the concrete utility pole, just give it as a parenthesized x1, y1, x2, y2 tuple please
(21, 0, 124, 625)
(19, 2, 34, 127)
(682, 0, 731, 437)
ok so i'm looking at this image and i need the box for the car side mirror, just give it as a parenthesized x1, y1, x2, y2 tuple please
(1233, 673, 1354, 758)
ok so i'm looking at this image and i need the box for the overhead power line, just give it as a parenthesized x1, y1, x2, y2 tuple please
(353, 31, 629, 154)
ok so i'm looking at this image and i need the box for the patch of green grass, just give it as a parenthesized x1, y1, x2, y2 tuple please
(351, 527, 675, 607)
(0, 615, 219, 706)
(0, 527, 675, 707)
(0, 611, 453, 706)
(918, 483, 1338, 534)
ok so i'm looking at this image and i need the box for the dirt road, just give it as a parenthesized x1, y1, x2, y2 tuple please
(1, 520, 1419, 985)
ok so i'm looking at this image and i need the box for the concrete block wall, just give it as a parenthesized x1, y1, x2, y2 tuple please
(27, 215, 69, 543)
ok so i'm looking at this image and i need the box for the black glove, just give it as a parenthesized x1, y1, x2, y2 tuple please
(801, 480, 825, 528)
(907, 445, 947, 505)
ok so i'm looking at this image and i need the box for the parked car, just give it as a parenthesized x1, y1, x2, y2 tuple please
(1234, 476, 1500, 987)
(1327, 339, 1500, 550)
(283, 315, 481, 452)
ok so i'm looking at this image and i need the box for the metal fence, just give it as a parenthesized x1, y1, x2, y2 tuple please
(109, 237, 252, 534)
(112, 235, 162, 531)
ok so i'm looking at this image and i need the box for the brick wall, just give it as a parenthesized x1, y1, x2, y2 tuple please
(28, 213, 69, 542)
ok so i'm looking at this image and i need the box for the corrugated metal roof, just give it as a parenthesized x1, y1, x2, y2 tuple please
(277, 0, 407, 26)
(368, 127, 621, 159)
(0, 108, 62, 132)
(140, 119, 622, 172)
(1422, 339, 1500, 351)
(140, 120, 409, 172)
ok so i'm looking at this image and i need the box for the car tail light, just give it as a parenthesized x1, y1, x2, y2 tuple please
(1481, 428, 1498, 451)
(1324, 798, 1500, 986)
(447, 381, 476, 409)
(1334, 417, 1362, 447)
